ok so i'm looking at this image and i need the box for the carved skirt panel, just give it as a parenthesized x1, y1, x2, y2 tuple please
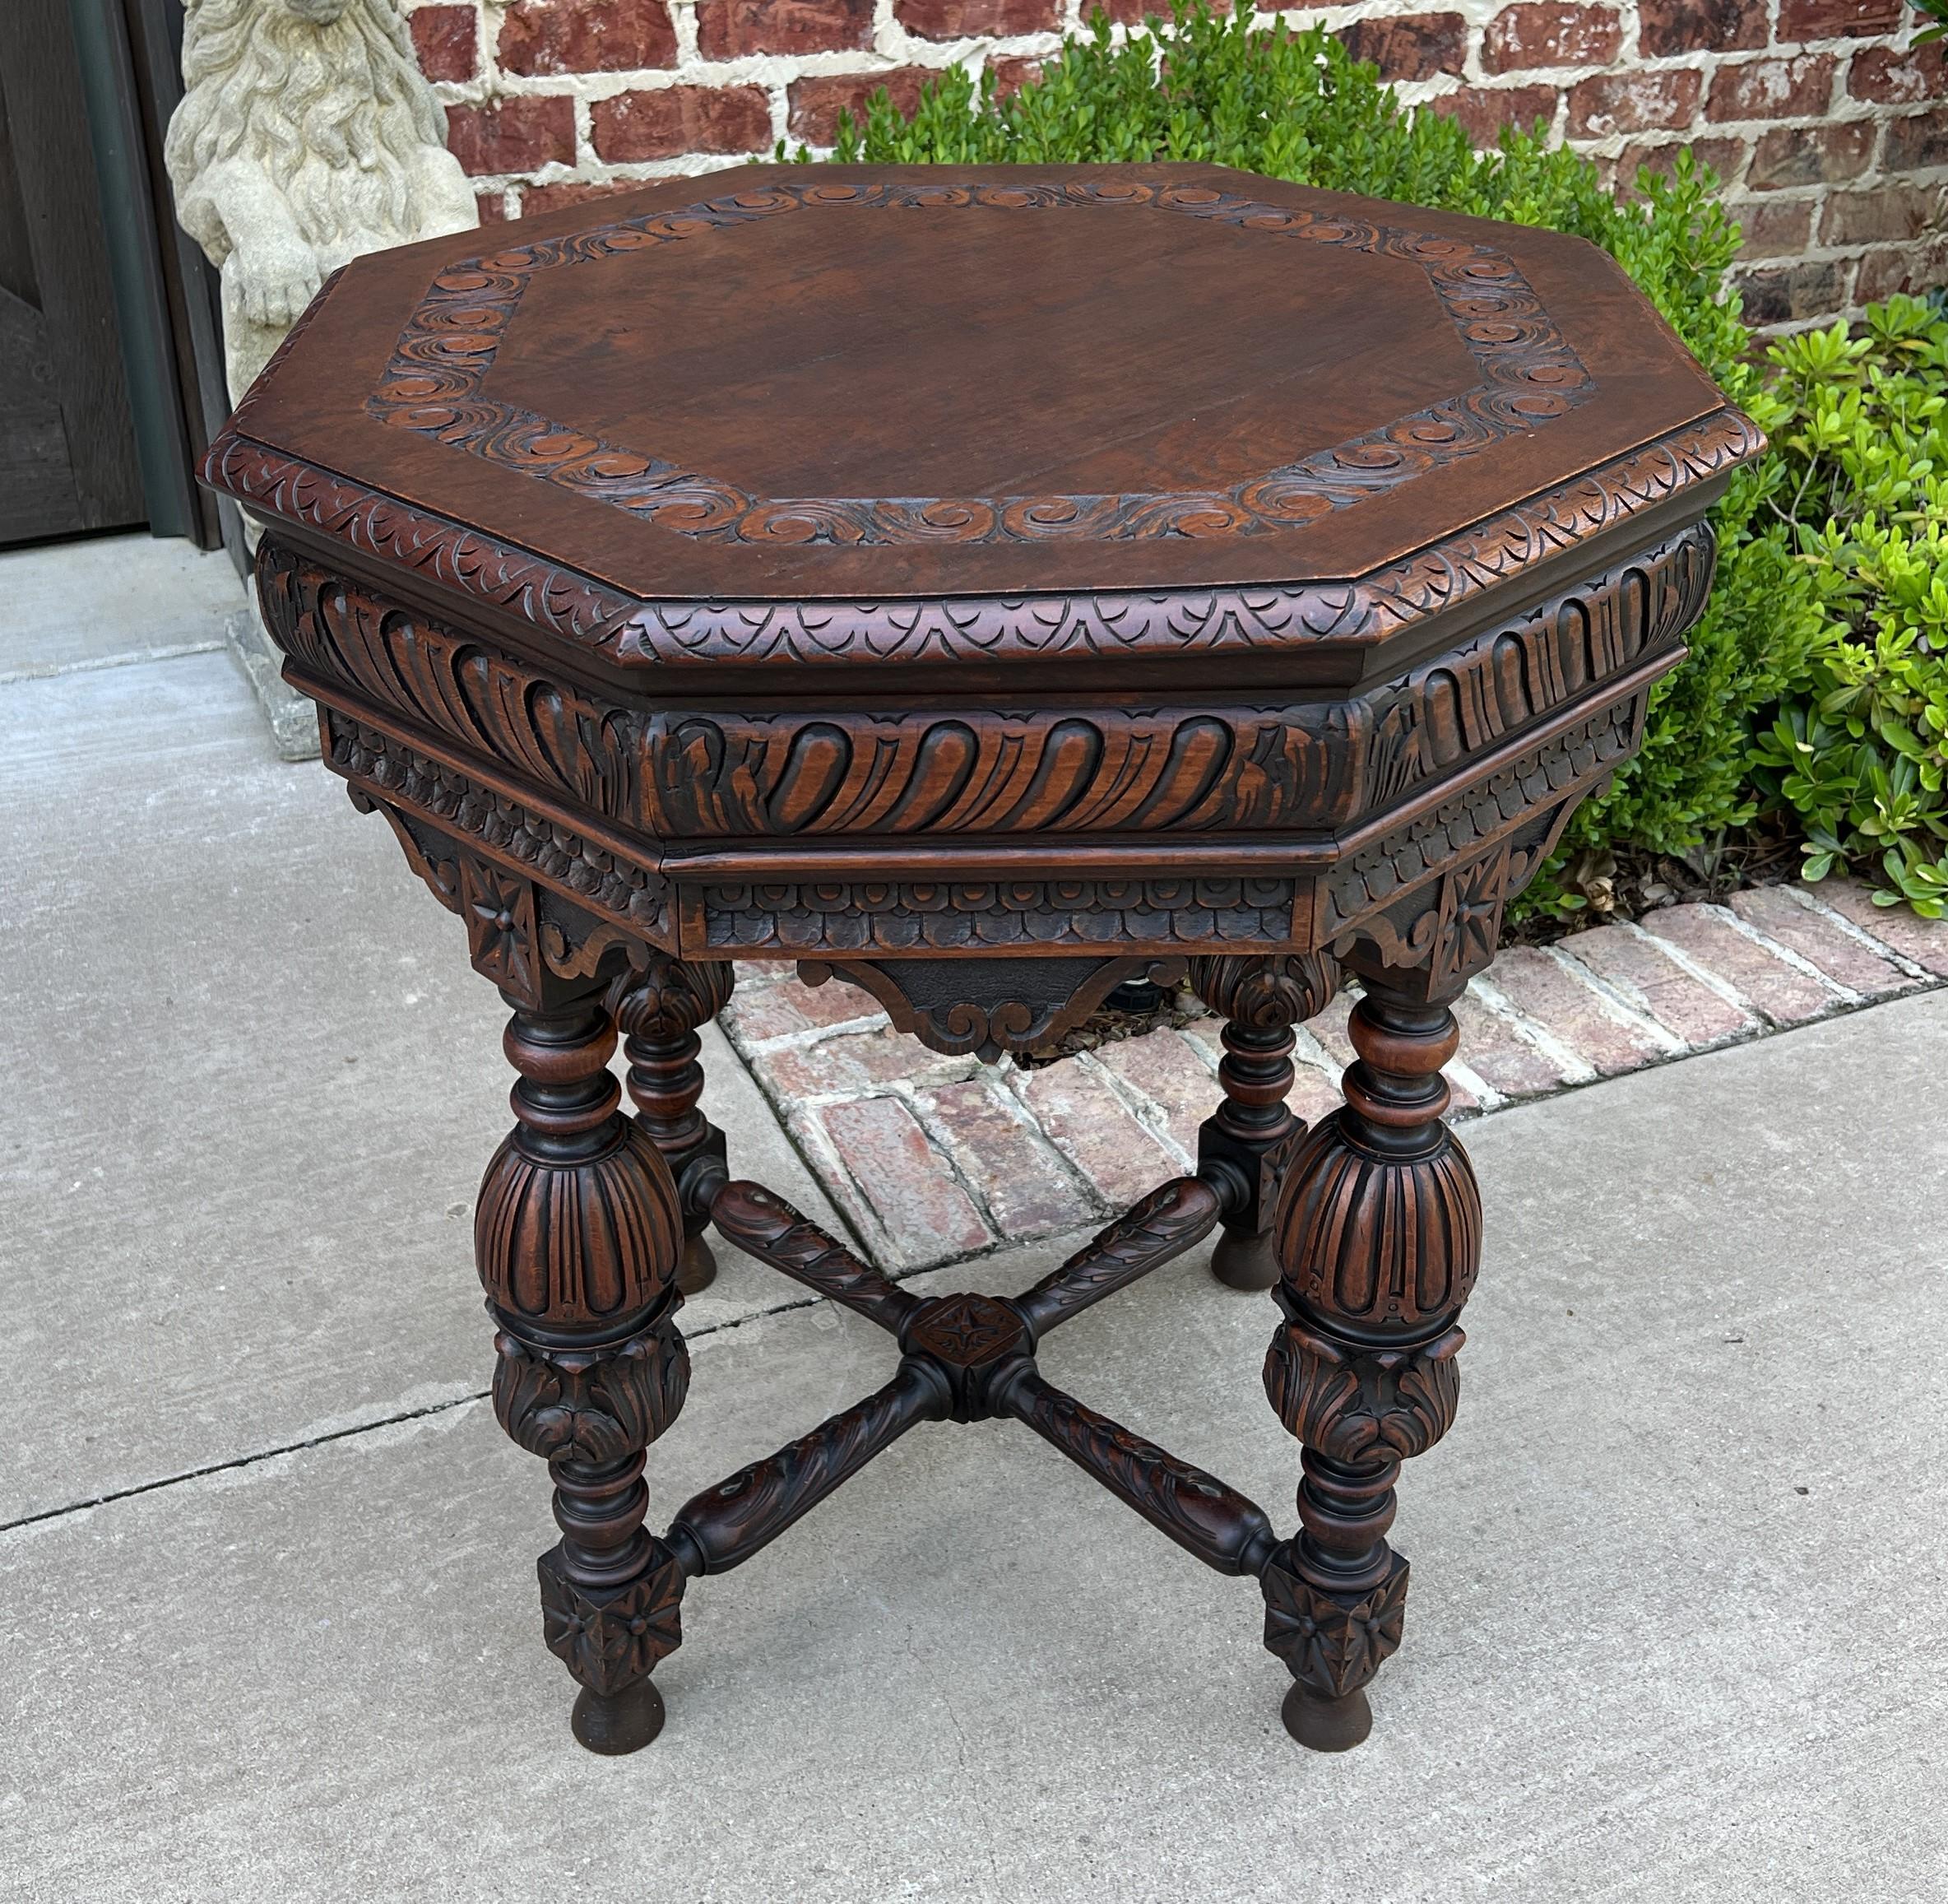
(262, 522, 1709, 848)
(276, 513, 1697, 977)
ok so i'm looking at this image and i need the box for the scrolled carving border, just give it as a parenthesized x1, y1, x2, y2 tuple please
(209, 434, 633, 645)
(206, 407, 1757, 675)
(366, 177, 1594, 550)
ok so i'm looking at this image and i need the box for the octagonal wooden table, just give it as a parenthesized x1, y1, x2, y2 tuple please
(202, 162, 1760, 1756)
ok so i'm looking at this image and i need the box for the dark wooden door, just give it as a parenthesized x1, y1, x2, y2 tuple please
(0, 2, 145, 546)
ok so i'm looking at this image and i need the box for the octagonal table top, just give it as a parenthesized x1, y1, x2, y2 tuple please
(204, 162, 1759, 691)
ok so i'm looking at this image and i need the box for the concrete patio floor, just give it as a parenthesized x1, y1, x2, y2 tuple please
(3, 537, 1945, 1902)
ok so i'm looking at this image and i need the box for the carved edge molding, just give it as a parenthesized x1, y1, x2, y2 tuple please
(327, 708, 677, 953)
(610, 411, 1757, 667)
(699, 876, 1303, 955)
(202, 408, 1760, 671)
(319, 666, 1649, 973)
(645, 521, 1712, 838)
(203, 430, 636, 647)
(260, 522, 1709, 852)
(322, 707, 1302, 960)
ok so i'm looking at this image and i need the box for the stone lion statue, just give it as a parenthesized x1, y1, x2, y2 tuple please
(165, 0, 477, 403)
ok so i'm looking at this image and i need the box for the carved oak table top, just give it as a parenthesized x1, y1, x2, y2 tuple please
(203, 162, 1759, 1758)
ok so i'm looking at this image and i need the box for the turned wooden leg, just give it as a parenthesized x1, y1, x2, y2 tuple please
(1188, 954, 1340, 1291)
(609, 955, 735, 1296)
(476, 991, 690, 1753)
(1259, 978, 1478, 1751)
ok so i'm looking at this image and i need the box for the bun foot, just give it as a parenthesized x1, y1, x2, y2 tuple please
(1211, 1227, 1280, 1292)
(676, 1231, 717, 1296)
(571, 1679, 666, 1755)
(1281, 1683, 1371, 1753)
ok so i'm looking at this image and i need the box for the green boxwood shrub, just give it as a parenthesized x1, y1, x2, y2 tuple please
(804, 1, 1946, 917)
(1750, 300, 1948, 913)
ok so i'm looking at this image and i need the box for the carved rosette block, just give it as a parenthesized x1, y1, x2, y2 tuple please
(1261, 980, 1481, 1750)
(1261, 1547, 1409, 1746)
(475, 993, 689, 1753)
(538, 1533, 687, 1752)
(1187, 952, 1341, 1290)
(608, 954, 735, 1296)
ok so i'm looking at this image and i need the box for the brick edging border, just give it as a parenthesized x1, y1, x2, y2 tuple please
(716, 876, 1946, 1275)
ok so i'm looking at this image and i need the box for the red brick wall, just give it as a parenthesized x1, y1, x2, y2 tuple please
(410, 0, 1947, 327)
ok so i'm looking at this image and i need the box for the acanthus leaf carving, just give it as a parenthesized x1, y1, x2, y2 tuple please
(1187, 951, 1341, 1029)
(1263, 1320, 1465, 1465)
(607, 951, 735, 1045)
(493, 1314, 689, 1467)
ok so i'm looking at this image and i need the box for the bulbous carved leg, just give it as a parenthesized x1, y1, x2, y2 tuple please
(609, 955, 735, 1297)
(1188, 954, 1340, 1291)
(1259, 978, 1479, 1751)
(477, 992, 689, 1753)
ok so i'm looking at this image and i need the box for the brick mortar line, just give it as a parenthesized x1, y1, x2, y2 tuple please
(1617, 913, 1758, 1018)
(1467, 971, 1604, 1084)
(1714, 900, 1865, 1001)
(1786, 885, 1934, 980)
(771, 1074, 1004, 1260)
(972, 1059, 1115, 1208)
(1065, 1044, 1200, 1172)
(896, 1080, 1004, 1224)
(736, 1010, 894, 1055)
(925, 1066, 1111, 1229)
(1538, 940, 1690, 1055)
(711, 1003, 885, 1257)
